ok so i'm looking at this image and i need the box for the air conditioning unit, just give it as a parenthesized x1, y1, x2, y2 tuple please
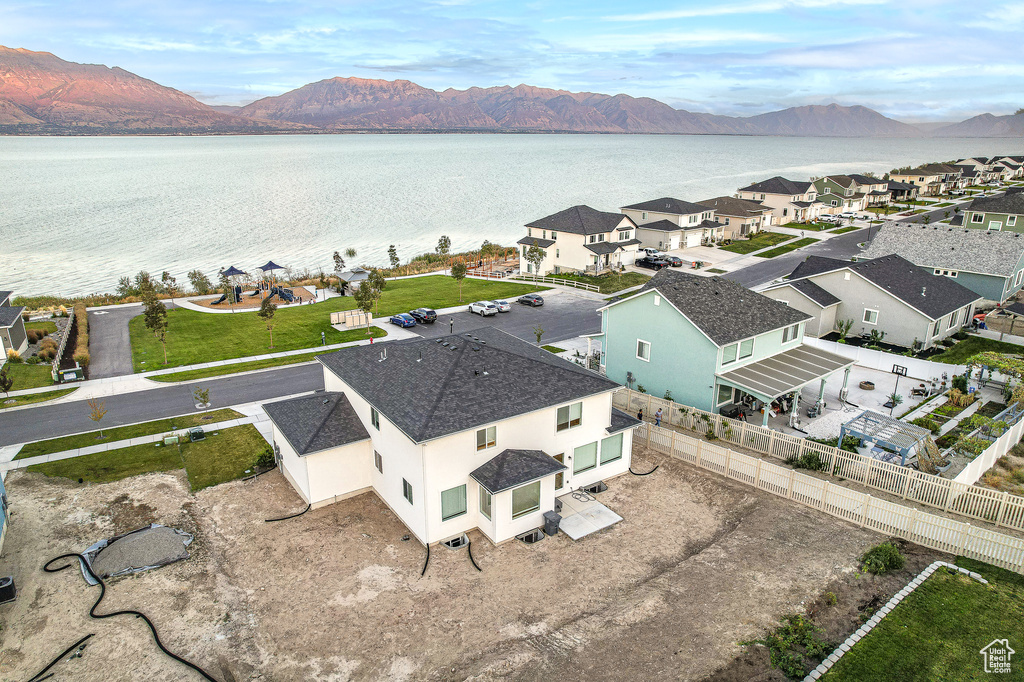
(0, 576, 16, 605)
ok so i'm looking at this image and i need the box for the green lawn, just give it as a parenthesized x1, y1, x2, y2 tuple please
(148, 350, 328, 383)
(719, 232, 794, 254)
(25, 320, 58, 334)
(929, 336, 1024, 364)
(27, 424, 267, 491)
(541, 345, 566, 353)
(537, 271, 651, 294)
(830, 225, 863, 234)
(15, 408, 244, 459)
(782, 222, 832, 231)
(706, 268, 727, 274)
(934, 202, 954, 207)
(129, 276, 545, 371)
(754, 237, 820, 259)
(179, 424, 269, 491)
(822, 558, 1024, 682)
(3, 362, 56, 389)
(0, 387, 78, 410)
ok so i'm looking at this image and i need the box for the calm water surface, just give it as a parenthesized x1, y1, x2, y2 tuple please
(1, 134, 1020, 296)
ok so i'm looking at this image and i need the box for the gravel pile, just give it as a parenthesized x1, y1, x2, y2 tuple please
(91, 526, 191, 578)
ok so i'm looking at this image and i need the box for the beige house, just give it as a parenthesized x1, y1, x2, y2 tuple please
(735, 177, 822, 224)
(889, 164, 962, 196)
(696, 196, 772, 239)
(619, 197, 725, 249)
(519, 205, 641, 275)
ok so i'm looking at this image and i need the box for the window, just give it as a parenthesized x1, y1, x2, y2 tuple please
(863, 309, 879, 325)
(556, 402, 582, 431)
(556, 249, 560, 258)
(760, 194, 766, 200)
(618, 230, 632, 241)
(777, 300, 789, 306)
(717, 384, 733, 405)
(1009, 217, 1017, 227)
(589, 235, 596, 243)
(440, 484, 467, 521)
(371, 407, 380, 430)
(511, 481, 541, 519)
(722, 343, 738, 365)
(542, 230, 546, 239)
(653, 295, 661, 306)
(476, 426, 496, 451)
(739, 338, 754, 359)
(479, 486, 491, 520)
(402, 479, 413, 504)
(600, 433, 623, 465)
(573, 441, 598, 474)
(550, 231, 557, 240)
(782, 324, 800, 342)
(989, 221, 1002, 230)
(931, 321, 941, 337)
(374, 450, 382, 473)
(636, 339, 651, 362)
(831, 200, 838, 207)
(947, 312, 957, 330)
(783, 208, 789, 217)
(641, 212, 647, 220)
(972, 213, 984, 223)
(1017, 269, 1023, 287)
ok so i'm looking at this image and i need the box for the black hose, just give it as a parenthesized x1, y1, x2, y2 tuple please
(467, 541, 482, 572)
(40, 554, 219, 682)
(25, 633, 94, 682)
(420, 544, 430, 577)
(264, 503, 311, 523)
(242, 466, 276, 482)
(630, 464, 660, 476)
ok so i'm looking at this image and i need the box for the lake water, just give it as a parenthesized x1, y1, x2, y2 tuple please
(1, 134, 1021, 296)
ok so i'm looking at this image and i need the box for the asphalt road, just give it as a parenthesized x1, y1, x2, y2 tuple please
(0, 363, 323, 446)
(723, 227, 872, 288)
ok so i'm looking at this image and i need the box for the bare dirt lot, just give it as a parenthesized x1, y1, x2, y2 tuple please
(0, 447, 890, 681)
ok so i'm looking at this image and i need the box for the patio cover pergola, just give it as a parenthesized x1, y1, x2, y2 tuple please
(716, 344, 855, 425)
(838, 410, 931, 466)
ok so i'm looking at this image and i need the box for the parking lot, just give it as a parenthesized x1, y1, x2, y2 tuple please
(410, 288, 605, 345)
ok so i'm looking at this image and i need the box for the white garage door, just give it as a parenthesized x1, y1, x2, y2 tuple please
(669, 235, 680, 250)
(684, 232, 701, 248)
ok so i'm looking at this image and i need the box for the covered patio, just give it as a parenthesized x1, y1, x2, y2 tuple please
(716, 344, 855, 427)
(839, 410, 932, 466)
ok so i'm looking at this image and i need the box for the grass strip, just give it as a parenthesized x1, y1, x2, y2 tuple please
(532, 271, 651, 294)
(541, 345, 566, 353)
(28, 441, 184, 484)
(3, 362, 57, 390)
(706, 268, 727, 274)
(754, 237, 820, 258)
(928, 335, 1024, 364)
(180, 424, 269, 491)
(0, 387, 78, 410)
(830, 225, 863, 234)
(15, 408, 244, 459)
(718, 232, 793, 254)
(148, 349, 344, 383)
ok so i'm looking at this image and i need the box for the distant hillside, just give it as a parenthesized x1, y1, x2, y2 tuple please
(0, 46, 300, 133)
(930, 112, 1024, 137)
(742, 104, 921, 137)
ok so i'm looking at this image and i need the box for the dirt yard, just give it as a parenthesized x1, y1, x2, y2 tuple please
(0, 446, 891, 681)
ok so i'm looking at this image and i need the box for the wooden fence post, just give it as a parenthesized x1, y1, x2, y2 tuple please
(646, 423, 652, 448)
(739, 422, 748, 449)
(725, 448, 733, 477)
(901, 470, 913, 500)
(696, 439, 704, 468)
(863, 458, 873, 488)
(787, 470, 796, 499)
(827, 447, 837, 476)
(820, 481, 829, 511)
(860, 494, 871, 526)
(755, 459, 763, 489)
(958, 522, 972, 555)
(768, 431, 777, 459)
(996, 491, 1009, 527)
(907, 508, 918, 539)
(670, 430, 677, 458)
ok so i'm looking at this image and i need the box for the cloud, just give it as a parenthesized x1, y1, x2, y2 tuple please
(604, 0, 888, 22)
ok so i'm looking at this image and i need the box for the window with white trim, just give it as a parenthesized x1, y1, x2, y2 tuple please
(556, 402, 582, 432)
(947, 312, 957, 330)
(636, 339, 651, 362)
(1009, 216, 1018, 227)
(722, 343, 738, 365)
(600, 433, 623, 465)
(931, 320, 941, 337)
(573, 441, 598, 474)
(511, 481, 541, 519)
(551, 231, 558, 240)
(717, 384, 733, 405)
(440, 484, 467, 522)
(1016, 269, 1023, 287)
(374, 450, 382, 473)
(782, 323, 800, 342)
(371, 407, 380, 430)
(971, 213, 984, 223)
(476, 426, 496, 451)
(863, 309, 879, 325)
(479, 486, 491, 520)
(739, 338, 754, 359)
(402, 478, 413, 504)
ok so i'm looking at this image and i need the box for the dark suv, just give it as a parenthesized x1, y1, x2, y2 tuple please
(517, 293, 544, 307)
(635, 256, 669, 270)
(409, 308, 437, 324)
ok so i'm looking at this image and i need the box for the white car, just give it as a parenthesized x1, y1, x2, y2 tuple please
(490, 299, 511, 313)
(819, 215, 840, 223)
(640, 247, 667, 258)
(469, 301, 498, 316)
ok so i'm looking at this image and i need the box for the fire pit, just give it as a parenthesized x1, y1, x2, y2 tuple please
(859, 381, 875, 390)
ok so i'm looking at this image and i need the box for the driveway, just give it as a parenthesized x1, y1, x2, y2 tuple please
(410, 289, 604, 345)
(87, 301, 183, 379)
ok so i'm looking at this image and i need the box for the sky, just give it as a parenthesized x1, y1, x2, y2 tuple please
(4, 0, 1024, 121)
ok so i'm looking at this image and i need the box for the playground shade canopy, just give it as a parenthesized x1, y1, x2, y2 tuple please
(221, 266, 245, 278)
(258, 260, 284, 272)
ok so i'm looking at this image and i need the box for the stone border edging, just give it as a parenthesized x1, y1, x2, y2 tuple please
(802, 561, 988, 681)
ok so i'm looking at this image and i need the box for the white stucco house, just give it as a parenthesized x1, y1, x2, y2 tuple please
(518, 205, 641, 275)
(736, 177, 823, 224)
(262, 327, 639, 546)
(620, 197, 726, 248)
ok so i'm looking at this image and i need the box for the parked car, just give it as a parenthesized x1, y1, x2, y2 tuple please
(409, 308, 437, 324)
(662, 255, 684, 267)
(490, 299, 511, 312)
(389, 313, 418, 328)
(635, 256, 669, 270)
(819, 215, 840, 223)
(839, 211, 856, 218)
(517, 293, 544, 307)
(640, 247, 667, 258)
(469, 301, 499, 316)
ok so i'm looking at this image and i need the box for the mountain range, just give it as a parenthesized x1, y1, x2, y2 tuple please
(0, 46, 1018, 137)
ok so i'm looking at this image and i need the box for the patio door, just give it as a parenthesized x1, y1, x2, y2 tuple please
(553, 453, 564, 490)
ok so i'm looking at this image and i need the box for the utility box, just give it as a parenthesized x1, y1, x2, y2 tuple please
(542, 511, 561, 536)
(0, 576, 16, 604)
(188, 427, 205, 442)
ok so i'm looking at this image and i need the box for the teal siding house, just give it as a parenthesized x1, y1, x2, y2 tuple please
(596, 270, 853, 425)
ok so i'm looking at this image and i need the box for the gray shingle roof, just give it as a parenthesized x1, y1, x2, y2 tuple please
(1003, 301, 1024, 317)
(621, 197, 710, 215)
(768, 279, 840, 307)
(517, 236, 556, 248)
(968, 192, 1024, 216)
(847, 174, 885, 186)
(697, 196, 771, 218)
(0, 305, 25, 329)
(630, 269, 810, 346)
(262, 392, 370, 456)
(789, 254, 981, 320)
(526, 205, 632, 236)
(738, 176, 813, 195)
(887, 180, 917, 191)
(585, 238, 641, 254)
(317, 327, 620, 443)
(470, 449, 566, 494)
(0, 291, 12, 305)
(636, 219, 691, 232)
(858, 222, 1024, 277)
(339, 268, 370, 283)
(607, 407, 642, 434)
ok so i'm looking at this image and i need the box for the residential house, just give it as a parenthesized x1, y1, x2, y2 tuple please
(262, 327, 639, 545)
(595, 269, 854, 425)
(886, 179, 919, 204)
(992, 159, 1024, 180)
(696, 196, 773, 239)
(619, 197, 725, 249)
(766, 255, 981, 349)
(889, 164, 962, 196)
(953, 165, 982, 187)
(519, 205, 641, 275)
(811, 175, 868, 214)
(962, 193, 1024, 233)
(846, 174, 892, 207)
(735, 177, 822, 224)
(0, 290, 28, 361)
(956, 157, 1002, 184)
(856, 222, 1024, 303)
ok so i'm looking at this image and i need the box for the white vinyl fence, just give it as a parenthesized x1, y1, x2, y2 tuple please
(510, 274, 601, 292)
(637, 422, 1024, 574)
(954, 405, 1024, 486)
(614, 388, 1024, 533)
(801, 336, 966, 380)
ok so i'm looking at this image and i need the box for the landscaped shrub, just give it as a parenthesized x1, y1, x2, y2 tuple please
(741, 614, 833, 680)
(860, 542, 905, 574)
(807, 435, 861, 453)
(26, 329, 39, 344)
(947, 388, 975, 408)
(941, 337, 957, 347)
(951, 374, 968, 392)
(26, 356, 40, 365)
(786, 452, 827, 471)
(37, 337, 58, 362)
(6, 349, 23, 363)
(73, 303, 89, 367)
(909, 416, 940, 434)
(255, 445, 275, 470)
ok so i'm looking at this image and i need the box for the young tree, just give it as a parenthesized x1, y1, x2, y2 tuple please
(451, 259, 468, 301)
(116, 276, 135, 298)
(352, 281, 376, 335)
(193, 387, 210, 408)
(188, 270, 213, 295)
(258, 296, 278, 348)
(436, 235, 451, 264)
(142, 283, 170, 364)
(533, 324, 544, 344)
(333, 250, 346, 277)
(161, 271, 178, 305)
(525, 240, 547, 275)
(388, 244, 400, 270)
(88, 398, 108, 439)
(134, 271, 153, 293)
(480, 240, 496, 273)
(0, 365, 12, 397)
(922, 214, 931, 225)
(367, 268, 387, 314)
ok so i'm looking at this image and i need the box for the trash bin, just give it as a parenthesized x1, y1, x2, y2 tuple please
(542, 511, 561, 536)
